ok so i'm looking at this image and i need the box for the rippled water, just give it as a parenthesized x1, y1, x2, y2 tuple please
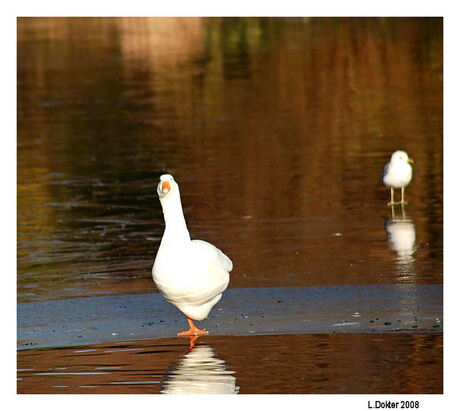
(17, 333, 442, 394)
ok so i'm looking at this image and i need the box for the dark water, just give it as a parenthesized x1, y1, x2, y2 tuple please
(17, 333, 442, 394)
(17, 17, 443, 394)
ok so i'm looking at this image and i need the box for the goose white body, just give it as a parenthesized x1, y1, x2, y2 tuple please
(152, 175, 232, 322)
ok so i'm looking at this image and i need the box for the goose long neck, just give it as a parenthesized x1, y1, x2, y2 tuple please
(160, 193, 190, 243)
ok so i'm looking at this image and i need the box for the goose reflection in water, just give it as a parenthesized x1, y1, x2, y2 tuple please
(160, 337, 239, 394)
(384, 205, 417, 265)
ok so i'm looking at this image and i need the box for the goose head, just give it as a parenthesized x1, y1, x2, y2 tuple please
(157, 174, 179, 199)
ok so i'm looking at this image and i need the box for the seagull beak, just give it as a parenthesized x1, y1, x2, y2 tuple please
(408, 158, 414, 164)
(161, 181, 171, 193)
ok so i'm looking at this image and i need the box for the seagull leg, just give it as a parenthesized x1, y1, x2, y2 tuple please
(387, 187, 396, 206)
(401, 186, 407, 204)
(178, 317, 209, 337)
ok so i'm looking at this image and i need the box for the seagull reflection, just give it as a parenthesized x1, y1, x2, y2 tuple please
(160, 338, 239, 394)
(384, 205, 416, 261)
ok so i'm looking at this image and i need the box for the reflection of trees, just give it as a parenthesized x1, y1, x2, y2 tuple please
(210, 333, 441, 393)
(18, 18, 443, 300)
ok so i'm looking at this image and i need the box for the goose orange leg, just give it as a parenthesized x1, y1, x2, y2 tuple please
(178, 317, 208, 336)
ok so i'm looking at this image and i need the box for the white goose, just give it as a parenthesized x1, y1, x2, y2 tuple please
(382, 150, 414, 205)
(152, 174, 233, 336)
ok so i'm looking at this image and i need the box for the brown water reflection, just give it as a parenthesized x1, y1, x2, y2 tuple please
(17, 18, 443, 302)
(17, 333, 442, 394)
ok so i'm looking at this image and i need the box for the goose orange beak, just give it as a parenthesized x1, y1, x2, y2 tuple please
(161, 181, 171, 193)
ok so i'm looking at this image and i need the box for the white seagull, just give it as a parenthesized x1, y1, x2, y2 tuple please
(152, 174, 232, 336)
(382, 150, 414, 206)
